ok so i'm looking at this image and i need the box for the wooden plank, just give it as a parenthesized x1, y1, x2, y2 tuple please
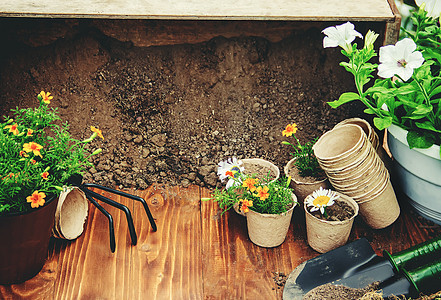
(0, 0, 394, 20)
(201, 188, 280, 299)
(53, 189, 133, 299)
(130, 184, 203, 300)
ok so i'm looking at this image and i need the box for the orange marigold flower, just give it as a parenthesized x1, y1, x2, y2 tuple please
(256, 186, 270, 201)
(27, 129, 34, 136)
(27, 191, 46, 208)
(240, 199, 253, 213)
(242, 177, 258, 192)
(91, 126, 104, 140)
(39, 91, 53, 104)
(23, 142, 43, 158)
(282, 123, 298, 137)
(4, 123, 19, 135)
(41, 171, 49, 180)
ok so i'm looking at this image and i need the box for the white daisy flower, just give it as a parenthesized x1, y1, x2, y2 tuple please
(305, 187, 339, 215)
(217, 157, 245, 188)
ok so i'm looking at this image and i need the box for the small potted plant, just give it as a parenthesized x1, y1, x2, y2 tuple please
(0, 91, 103, 284)
(217, 156, 279, 216)
(282, 123, 330, 203)
(322, 3, 441, 224)
(208, 158, 298, 248)
(304, 187, 359, 253)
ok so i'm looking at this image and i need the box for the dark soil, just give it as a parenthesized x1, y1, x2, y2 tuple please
(310, 199, 354, 221)
(0, 19, 367, 190)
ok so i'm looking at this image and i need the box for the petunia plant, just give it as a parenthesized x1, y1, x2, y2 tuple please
(0, 91, 103, 215)
(323, 3, 441, 152)
(282, 123, 324, 178)
(205, 158, 296, 215)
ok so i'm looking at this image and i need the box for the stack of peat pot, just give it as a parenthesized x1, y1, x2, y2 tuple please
(313, 124, 400, 229)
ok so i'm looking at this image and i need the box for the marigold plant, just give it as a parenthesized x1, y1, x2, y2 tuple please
(0, 91, 103, 215)
(205, 159, 296, 215)
(282, 123, 324, 178)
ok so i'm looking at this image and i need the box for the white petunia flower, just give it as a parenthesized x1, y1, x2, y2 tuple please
(377, 38, 424, 81)
(217, 157, 245, 188)
(305, 187, 339, 215)
(415, 0, 441, 19)
(322, 22, 363, 53)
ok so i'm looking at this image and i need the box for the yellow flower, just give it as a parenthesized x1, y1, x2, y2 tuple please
(27, 191, 46, 208)
(91, 126, 104, 140)
(27, 129, 34, 136)
(242, 178, 258, 192)
(256, 186, 270, 201)
(23, 142, 43, 158)
(282, 123, 298, 137)
(39, 91, 53, 104)
(4, 123, 19, 135)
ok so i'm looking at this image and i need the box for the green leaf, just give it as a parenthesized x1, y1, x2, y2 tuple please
(373, 117, 392, 130)
(328, 92, 360, 108)
(406, 130, 435, 149)
(429, 85, 441, 98)
(413, 104, 433, 115)
(415, 121, 441, 133)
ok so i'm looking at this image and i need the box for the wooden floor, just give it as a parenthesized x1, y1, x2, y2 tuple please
(1, 184, 441, 300)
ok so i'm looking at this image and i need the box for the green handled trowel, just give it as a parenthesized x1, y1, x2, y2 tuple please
(283, 236, 441, 299)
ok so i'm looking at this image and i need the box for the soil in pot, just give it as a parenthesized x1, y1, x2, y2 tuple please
(309, 199, 355, 221)
(243, 162, 277, 180)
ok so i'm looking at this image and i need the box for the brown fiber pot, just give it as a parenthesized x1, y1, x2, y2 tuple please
(0, 195, 58, 284)
(284, 157, 330, 204)
(304, 192, 358, 253)
(246, 194, 297, 247)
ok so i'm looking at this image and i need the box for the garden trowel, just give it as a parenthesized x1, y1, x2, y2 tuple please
(283, 237, 441, 299)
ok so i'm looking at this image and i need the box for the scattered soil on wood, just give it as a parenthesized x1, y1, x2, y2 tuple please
(303, 282, 380, 300)
(0, 19, 368, 190)
(310, 199, 355, 221)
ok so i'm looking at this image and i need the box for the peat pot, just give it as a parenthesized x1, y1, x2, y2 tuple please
(387, 124, 441, 225)
(0, 195, 58, 284)
(304, 192, 358, 253)
(246, 194, 297, 248)
(284, 157, 330, 204)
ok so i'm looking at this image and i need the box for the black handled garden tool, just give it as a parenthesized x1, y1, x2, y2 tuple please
(283, 237, 441, 299)
(68, 174, 157, 253)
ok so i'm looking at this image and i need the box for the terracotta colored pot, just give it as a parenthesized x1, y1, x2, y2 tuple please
(0, 195, 58, 284)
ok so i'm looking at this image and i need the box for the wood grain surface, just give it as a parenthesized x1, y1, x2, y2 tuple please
(1, 184, 440, 299)
(0, 0, 394, 20)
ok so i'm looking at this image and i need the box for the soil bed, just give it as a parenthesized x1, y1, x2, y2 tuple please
(0, 20, 366, 190)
